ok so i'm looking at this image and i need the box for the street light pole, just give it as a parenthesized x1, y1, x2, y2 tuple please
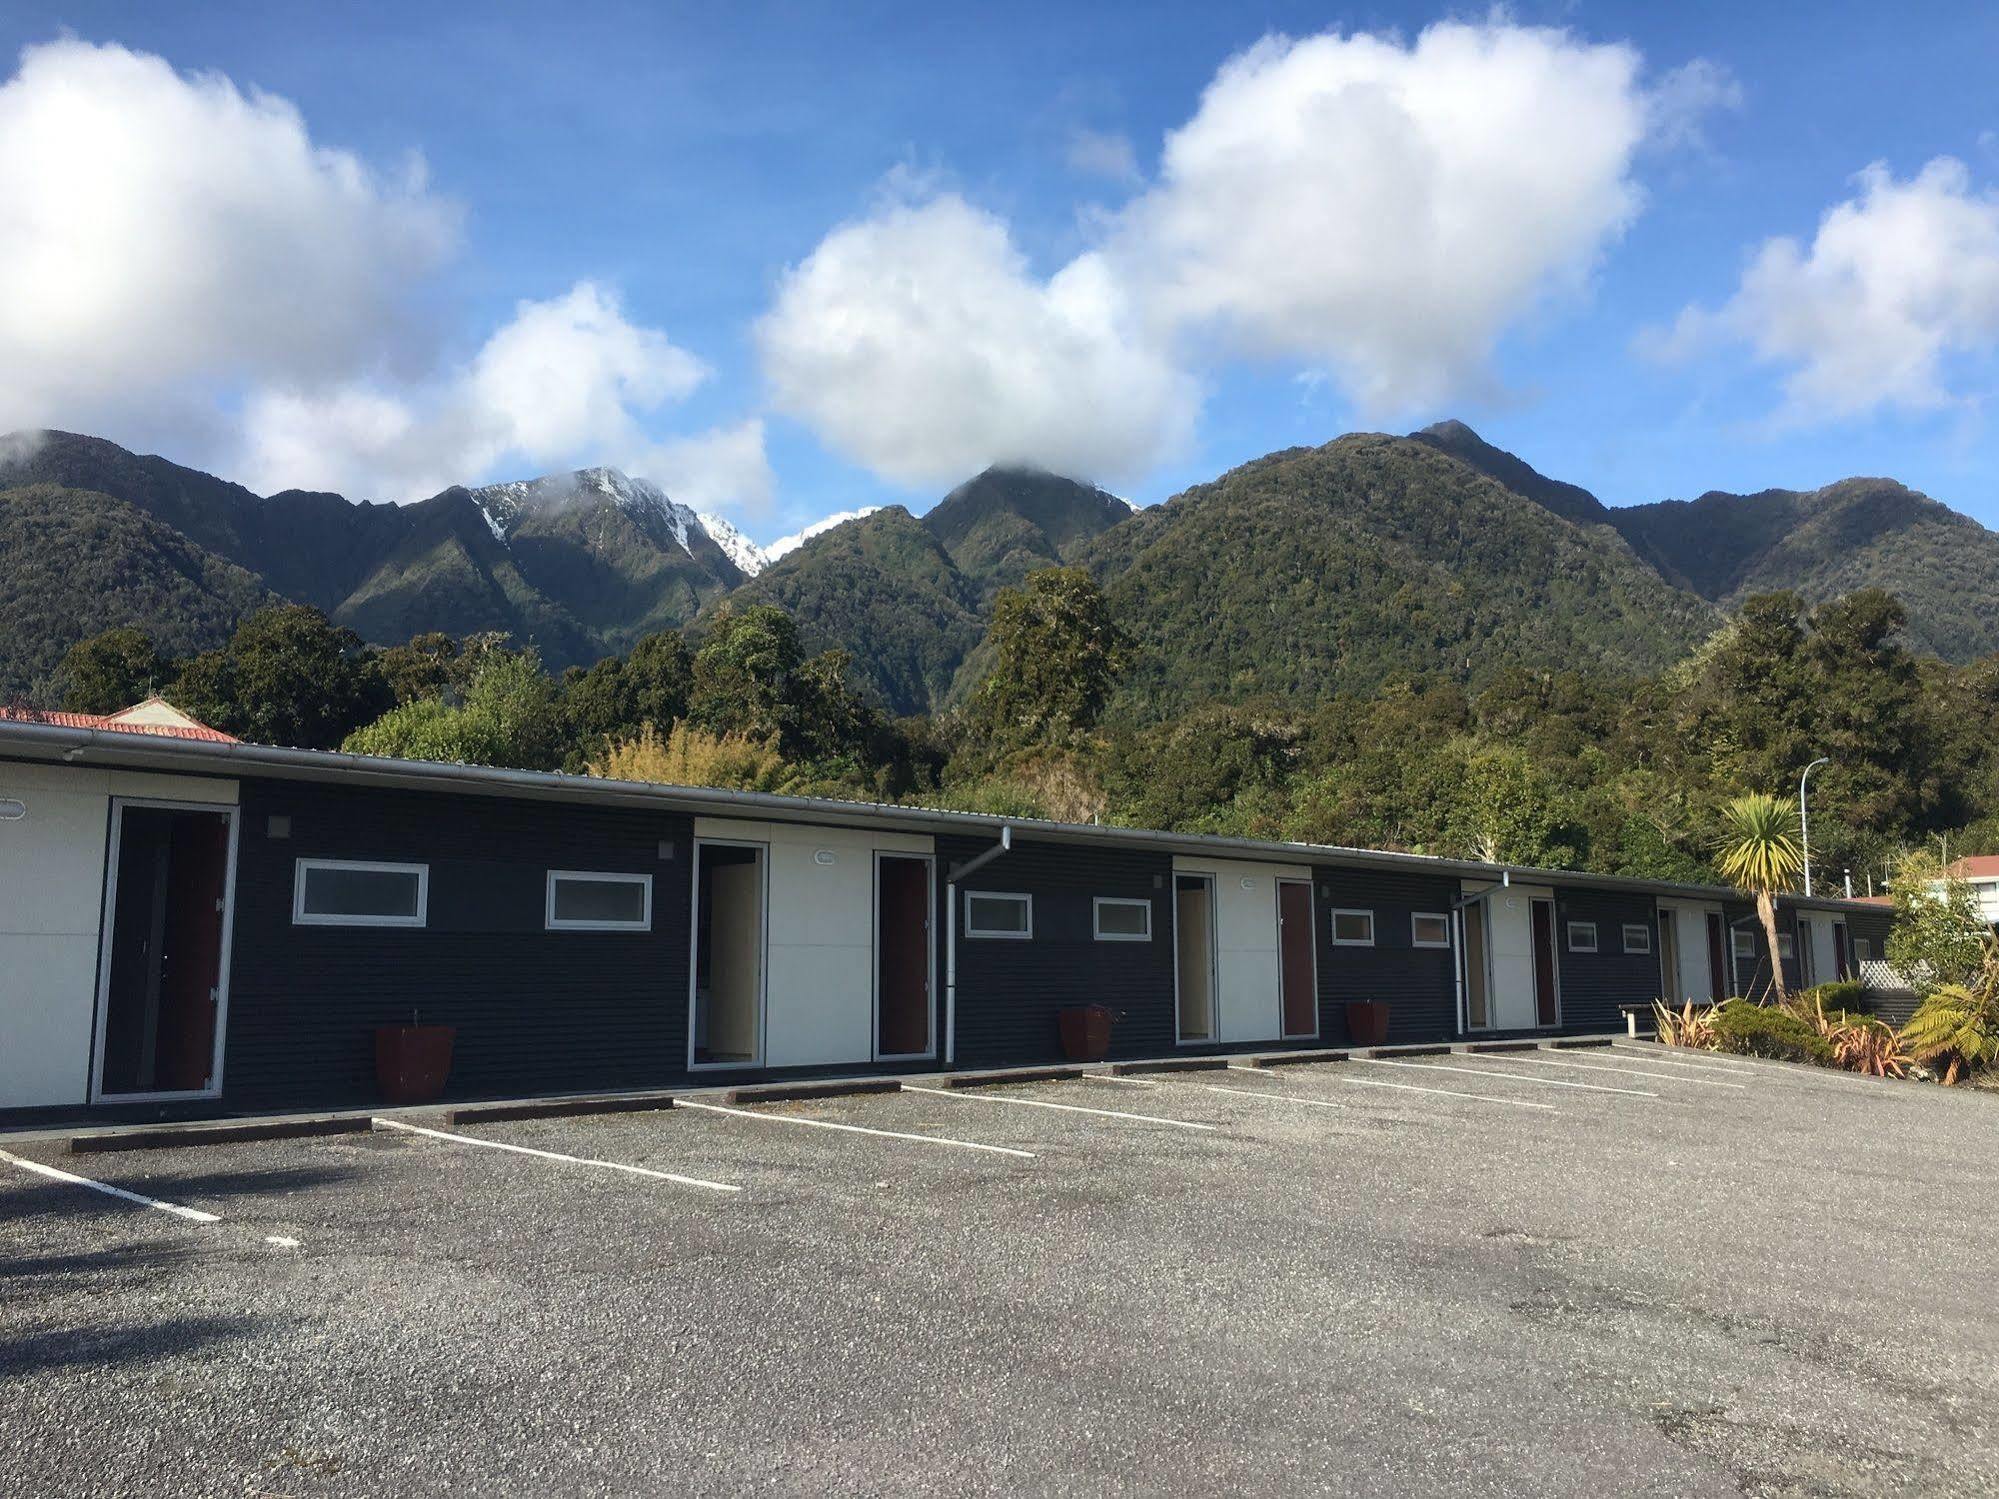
(1799, 756, 1830, 898)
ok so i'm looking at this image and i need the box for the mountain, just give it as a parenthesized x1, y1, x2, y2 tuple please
(0, 433, 745, 671)
(919, 465, 1134, 596)
(1608, 479, 1999, 661)
(1409, 419, 1613, 527)
(0, 483, 277, 698)
(715, 506, 985, 714)
(1078, 433, 1720, 714)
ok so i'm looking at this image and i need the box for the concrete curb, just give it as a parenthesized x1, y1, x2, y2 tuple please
(719, 1078, 902, 1105)
(1363, 1044, 1452, 1059)
(1101, 1057, 1230, 1076)
(928, 1066, 1086, 1089)
(1243, 1049, 1350, 1068)
(445, 1092, 683, 1125)
(66, 1114, 375, 1155)
(1547, 1036, 1616, 1049)
(1462, 1040, 1540, 1054)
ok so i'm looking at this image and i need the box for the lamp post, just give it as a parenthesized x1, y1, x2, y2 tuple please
(1799, 756, 1830, 897)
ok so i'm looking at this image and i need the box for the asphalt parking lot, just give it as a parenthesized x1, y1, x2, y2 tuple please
(4, 1043, 1996, 1498)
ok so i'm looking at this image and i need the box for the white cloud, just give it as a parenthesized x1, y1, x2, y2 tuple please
(0, 38, 457, 434)
(640, 417, 776, 516)
(1065, 128, 1140, 183)
(759, 20, 1692, 486)
(1644, 58, 1743, 153)
(764, 506, 882, 562)
(1651, 157, 1999, 421)
(755, 192, 1198, 488)
(1110, 22, 1653, 415)
(239, 282, 746, 504)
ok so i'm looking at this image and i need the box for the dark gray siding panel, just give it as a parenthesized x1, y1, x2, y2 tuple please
(942, 836, 1175, 1068)
(1845, 910, 1915, 1023)
(225, 778, 692, 1110)
(1312, 867, 1462, 1044)
(1551, 888, 1661, 1032)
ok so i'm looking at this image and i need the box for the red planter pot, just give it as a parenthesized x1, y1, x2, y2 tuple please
(1344, 1001, 1391, 1047)
(1056, 1005, 1116, 1063)
(375, 1024, 456, 1105)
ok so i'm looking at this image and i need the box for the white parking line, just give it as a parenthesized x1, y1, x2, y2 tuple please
(1360, 1058, 1657, 1098)
(0, 1149, 220, 1223)
(1226, 1063, 1278, 1074)
(674, 1100, 1036, 1159)
(1197, 1083, 1348, 1110)
(1341, 1076, 1557, 1110)
(1080, 1073, 1158, 1087)
(1609, 1044, 1759, 1075)
(1481, 1054, 1747, 1089)
(372, 1117, 741, 1193)
(902, 1085, 1215, 1131)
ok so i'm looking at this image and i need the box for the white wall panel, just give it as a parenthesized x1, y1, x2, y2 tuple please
(1174, 856, 1308, 1045)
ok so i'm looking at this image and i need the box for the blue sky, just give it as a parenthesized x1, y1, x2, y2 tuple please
(4, 1, 1998, 538)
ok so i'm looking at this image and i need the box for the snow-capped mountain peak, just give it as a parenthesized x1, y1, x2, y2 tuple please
(765, 506, 882, 563)
(694, 511, 770, 577)
(469, 466, 698, 556)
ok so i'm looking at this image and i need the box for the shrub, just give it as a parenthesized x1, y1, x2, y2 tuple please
(1804, 979, 1870, 1015)
(1709, 999, 1834, 1066)
(1902, 982, 1999, 1086)
(1654, 999, 1717, 1050)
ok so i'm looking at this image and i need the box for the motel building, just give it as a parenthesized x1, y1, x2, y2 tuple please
(0, 711, 1892, 1122)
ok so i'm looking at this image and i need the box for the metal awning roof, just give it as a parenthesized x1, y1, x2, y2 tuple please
(0, 718, 1883, 914)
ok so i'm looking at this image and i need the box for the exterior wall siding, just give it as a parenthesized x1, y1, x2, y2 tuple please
(942, 836, 1176, 1068)
(1550, 888, 1663, 1033)
(225, 778, 694, 1110)
(1310, 867, 1462, 1044)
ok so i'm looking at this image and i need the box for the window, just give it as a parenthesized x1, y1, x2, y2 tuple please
(1621, 922, 1652, 955)
(1566, 920, 1598, 953)
(1778, 932, 1796, 960)
(1410, 912, 1451, 948)
(965, 891, 1032, 939)
(1732, 929, 1757, 961)
(1093, 896, 1152, 942)
(294, 859, 427, 927)
(1330, 909, 1374, 946)
(546, 870, 651, 931)
(1854, 938, 1874, 962)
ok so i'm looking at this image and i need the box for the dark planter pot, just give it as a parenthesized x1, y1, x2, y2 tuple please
(375, 1024, 456, 1105)
(1056, 1005, 1116, 1063)
(1344, 1001, 1391, 1047)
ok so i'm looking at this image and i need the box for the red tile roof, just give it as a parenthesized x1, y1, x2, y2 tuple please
(1946, 855, 1999, 880)
(0, 697, 237, 743)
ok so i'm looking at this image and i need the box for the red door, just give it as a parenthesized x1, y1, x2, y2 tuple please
(1530, 900, 1559, 1027)
(1278, 880, 1317, 1037)
(156, 812, 230, 1092)
(876, 857, 931, 1056)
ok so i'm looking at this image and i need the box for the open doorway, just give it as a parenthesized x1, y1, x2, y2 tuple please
(1462, 902, 1490, 1030)
(94, 801, 236, 1101)
(692, 840, 765, 1067)
(1175, 874, 1217, 1042)
(875, 854, 933, 1059)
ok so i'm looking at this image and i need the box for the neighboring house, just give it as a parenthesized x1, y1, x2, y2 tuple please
(0, 697, 237, 744)
(0, 715, 1893, 1120)
(1942, 856, 1999, 930)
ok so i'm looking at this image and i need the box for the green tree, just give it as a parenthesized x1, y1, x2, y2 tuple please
(169, 604, 388, 749)
(57, 627, 166, 714)
(969, 567, 1128, 750)
(1714, 793, 1804, 1003)
(1884, 849, 1986, 995)
(344, 647, 563, 771)
(374, 632, 466, 706)
(689, 604, 804, 746)
(1443, 745, 1583, 868)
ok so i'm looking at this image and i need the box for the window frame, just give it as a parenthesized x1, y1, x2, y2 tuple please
(1853, 937, 1874, 962)
(1092, 896, 1153, 943)
(964, 890, 1033, 940)
(1329, 908, 1375, 947)
(544, 869, 653, 932)
(1731, 928, 1757, 961)
(1565, 920, 1599, 954)
(1620, 922, 1652, 955)
(1410, 912, 1452, 949)
(292, 858, 429, 929)
(1777, 931, 1796, 960)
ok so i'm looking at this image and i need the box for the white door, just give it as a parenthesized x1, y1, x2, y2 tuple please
(1803, 917, 1838, 991)
(1176, 857, 1309, 1045)
(1473, 884, 1552, 1031)
(1657, 903, 1721, 1004)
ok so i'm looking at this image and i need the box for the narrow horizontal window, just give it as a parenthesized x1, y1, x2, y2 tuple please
(1410, 912, 1451, 948)
(1566, 920, 1598, 954)
(965, 891, 1032, 940)
(1330, 909, 1374, 947)
(1621, 922, 1652, 955)
(546, 870, 652, 931)
(1732, 929, 1757, 960)
(294, 859, 427, 928)
(1093, 896, 1151, 942)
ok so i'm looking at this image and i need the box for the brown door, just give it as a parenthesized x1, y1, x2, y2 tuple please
(1832, 921, 1851, 980)
(1530, 899, 1559, 1027)
(1277, 879, 1316, 1037)
(156, 812, 230, 1091)
(876, 856, 931, 1057)
(1705, 913, 1728, 998)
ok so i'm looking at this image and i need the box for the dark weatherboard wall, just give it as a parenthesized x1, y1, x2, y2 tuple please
(942, 835, 1176, 1067)
(1311, 866, 1462, 1044)
(1552, 887, 1663, 1033)
(225, 778, 693, 1110)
